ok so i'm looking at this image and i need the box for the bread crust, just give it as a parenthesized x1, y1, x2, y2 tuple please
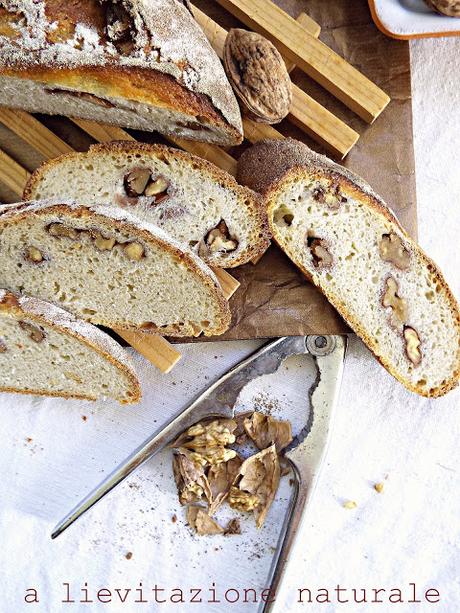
(0, 201, 232, 337)
(23, 141, 271, 267)
(0, 66, 240, 141)
(0, 289, 141, 403)
(238, 139, 460, 398)
(0, 0, 243, 144)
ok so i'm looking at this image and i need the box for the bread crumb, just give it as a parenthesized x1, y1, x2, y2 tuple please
(172, 514, 177, 523)
(374, 482, 384, 493)
(81, 415, 87, 422)
(125, 552, 133, 560)
(343, 500, 357, 509)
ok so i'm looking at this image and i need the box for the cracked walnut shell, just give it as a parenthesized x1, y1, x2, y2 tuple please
(223, 29, 292, 124)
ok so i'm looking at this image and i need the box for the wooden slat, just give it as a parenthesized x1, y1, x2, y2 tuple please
(71, 118, 135, 143)
(212, 267, 240, 299)
(192, 5, 358, 158)
(114, 329, 182, 374)
(0, 148, 30, 196)
(286, 13, 320, 73)
(0, 109, 73, 158)
(72, 118, 238, 176)
(215, 0, 390, 123)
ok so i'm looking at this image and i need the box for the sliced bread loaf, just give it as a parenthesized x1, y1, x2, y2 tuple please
(0, 0, 243, 145)
(23, 142, 270, 268)
(0, 201, 231, 337)
(0, 289, 140, 403)
(237, 139, 460, 397)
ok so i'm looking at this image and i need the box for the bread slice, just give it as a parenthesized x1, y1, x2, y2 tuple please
(0, 201, 231, 337)
(237, 139, 460, 397)
(0, 289, 140, 403)
(23, 142, 270, 268)
(0, 0, 242, 146)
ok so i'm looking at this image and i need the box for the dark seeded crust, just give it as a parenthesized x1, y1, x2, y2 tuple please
(0, 202, 231, 337)
(23, 141, 271, 267)
(0, 290, 141, 403)
(238, 139, 460, 398)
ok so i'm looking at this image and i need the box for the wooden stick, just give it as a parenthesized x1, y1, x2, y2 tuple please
(215, 0, 390, 124)
(286, 13, 320, 73)
(0, 109, 73, 158)
(113, 329, 182, 373)
(192, 4, 358, 159)
(211, 267, 240, 299)
(72, 118, 238, 176)
(0, 148, 30, 196)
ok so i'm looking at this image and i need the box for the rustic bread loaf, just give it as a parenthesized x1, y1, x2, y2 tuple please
(23, 142, 270, 268)
(0, 0, 243, 145)
(0, 289, 141, 403)
(0, 201, 231, 337)
(237, 139, 460, 397)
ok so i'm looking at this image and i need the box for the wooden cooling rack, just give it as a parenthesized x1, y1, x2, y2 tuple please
(0, 0, 390, 373)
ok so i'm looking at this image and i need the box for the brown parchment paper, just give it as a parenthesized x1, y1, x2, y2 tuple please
(0, 0, 416, 340)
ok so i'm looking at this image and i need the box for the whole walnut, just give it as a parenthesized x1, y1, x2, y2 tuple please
(223, 28, 292, 124)
(424, 0, 460, 16)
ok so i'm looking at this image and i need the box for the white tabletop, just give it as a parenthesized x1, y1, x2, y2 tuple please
(1, 37, 459, 613)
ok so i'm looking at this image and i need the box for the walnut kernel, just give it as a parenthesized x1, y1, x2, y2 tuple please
(123, 242, 144, 261)
(18, 321, 46, 343)
(47, 223, 79, 240)
(93, 233, 116, 251)
(144, 176, 169, 198)
(25, 246, 44, 263)
(307, 236, 333, 268)
(228, 486, 260, 512)
(382, 276, 408, 326)
(379, 233, 410, 270)
(201, 220, 238, 255)
(124, 168, 151, 197)
(404, 326, 422, 366)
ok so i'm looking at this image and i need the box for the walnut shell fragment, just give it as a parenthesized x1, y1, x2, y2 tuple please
(172, 448, 212, 505)
(244, 411, 293, 453)
(207, 455, 243, 515)
(186, 506, 224, 536)
(223, 29, 292, 124)
(233, 444, 280, 528)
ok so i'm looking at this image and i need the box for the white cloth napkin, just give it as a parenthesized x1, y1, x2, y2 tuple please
(1, 37, 459, 613)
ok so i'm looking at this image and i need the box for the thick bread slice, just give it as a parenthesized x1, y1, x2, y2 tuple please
(0, 289, 141, 403)
(237, 139, 460, 398)
(0, 201, 231, 337)
(23, 142, 270, 268)
(0, 0, 242, 146)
